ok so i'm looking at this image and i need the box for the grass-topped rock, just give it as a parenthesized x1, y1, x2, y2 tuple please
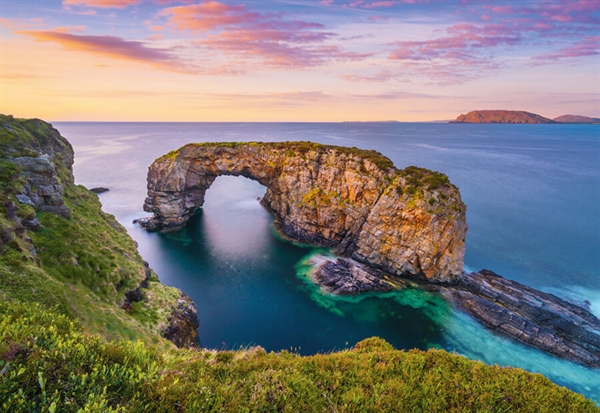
(143, 141, 468, 284)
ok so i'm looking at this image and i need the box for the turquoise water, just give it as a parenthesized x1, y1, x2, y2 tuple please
(55, 122, 600, 400)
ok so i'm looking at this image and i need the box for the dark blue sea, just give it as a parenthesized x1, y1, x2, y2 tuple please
(54, 122, 600, 400)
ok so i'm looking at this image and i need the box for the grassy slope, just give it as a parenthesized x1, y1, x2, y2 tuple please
(0, 115, 598, 411)
(1, 301, 598, 412)
(0, 114, 182, 347)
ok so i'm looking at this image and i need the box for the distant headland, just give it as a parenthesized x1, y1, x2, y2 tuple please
(451, 110, 599, 124)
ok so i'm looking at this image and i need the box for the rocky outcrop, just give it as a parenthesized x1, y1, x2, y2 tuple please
(1, 116, 74, 218)
(162, 293, 200, 349)
(308, 254, 405, 295)
(11, 156, 70, 218)
(451, 110, 556, 124)
(442, 270, 600, 368)
(141, 142, 468, 284)
(305, 256, 600, 368)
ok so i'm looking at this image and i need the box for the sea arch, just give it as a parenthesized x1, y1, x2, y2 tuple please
(141, 142, 468, 284)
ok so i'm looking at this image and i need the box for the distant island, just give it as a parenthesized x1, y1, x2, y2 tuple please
(451, 110, 599, 124)
(553, 114, 600, 123)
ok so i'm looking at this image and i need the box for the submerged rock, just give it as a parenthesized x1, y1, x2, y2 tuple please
(140, 142, 467, 284)
(90, 187, 109, 194)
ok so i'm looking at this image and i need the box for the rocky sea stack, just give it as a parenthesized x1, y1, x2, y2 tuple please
(140, 142, 468, 284)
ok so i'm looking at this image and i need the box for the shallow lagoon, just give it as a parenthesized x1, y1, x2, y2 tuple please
(56, 122, 600, 400)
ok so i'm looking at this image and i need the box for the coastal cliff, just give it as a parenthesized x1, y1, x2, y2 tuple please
(141, 142, 467, 284)
(0, 115, 198, 348)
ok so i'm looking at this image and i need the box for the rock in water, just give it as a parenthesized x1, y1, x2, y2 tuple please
(140, 142, 468, 284)
(441, 270, 600, 368)
(308, 254, 406, 295)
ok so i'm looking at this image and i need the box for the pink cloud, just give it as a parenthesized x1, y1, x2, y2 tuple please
(63, 0, 143, 8)
(386, 22, 521, 84)
(53, 25, 87, 33)
(491, 6, 514, 14)
(63, 0, 191, 8)
(345, 0, 427, 8)
(17, 30, 192, 72)
(161, 1, 368, 68)
(339, 69, 401, 83)
(389, 23, 521, 62)
(534, 36, 599, 61)
(0, 17, 46, 31)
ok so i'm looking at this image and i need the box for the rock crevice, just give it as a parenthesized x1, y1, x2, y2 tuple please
(141, 142, 468, 284)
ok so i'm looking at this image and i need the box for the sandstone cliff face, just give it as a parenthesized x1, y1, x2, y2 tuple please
(142, 142, 468, 283)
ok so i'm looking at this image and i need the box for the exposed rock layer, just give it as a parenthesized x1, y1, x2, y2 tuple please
(162, 293, 200, 349)
(141, 142, 468, 283)
(442, 270, 600, 368)
(308, 257, 600, 368)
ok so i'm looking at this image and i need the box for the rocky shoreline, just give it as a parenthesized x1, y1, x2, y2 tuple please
(308, 255, 600, 368)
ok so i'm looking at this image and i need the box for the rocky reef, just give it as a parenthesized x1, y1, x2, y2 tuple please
(141, 142, 468, 284)
(442, 270, 600, 368)
(309, 256, 600, 368)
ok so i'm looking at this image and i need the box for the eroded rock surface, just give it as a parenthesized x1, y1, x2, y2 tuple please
(308, 254, 404, 295)
(442, 270, 600, 368)
(306, 257, 600, 368)
(141, 142, 468, 284)
(162, 293, 200, 349)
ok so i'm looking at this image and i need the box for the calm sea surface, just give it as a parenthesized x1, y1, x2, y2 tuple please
(54, 122, 600, 399)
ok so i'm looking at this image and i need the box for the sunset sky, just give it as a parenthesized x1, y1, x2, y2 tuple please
(1, 0, 598, 121)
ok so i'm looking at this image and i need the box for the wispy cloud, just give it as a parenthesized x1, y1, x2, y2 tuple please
(62, 0, 192, 8)
(345, 0, 430, 8)
(17, 30, 192, 73)
(160, 1, 370, 68)
(533, 35, 599, 61)
(339, 69, 402, 83)
(63, 0, 143, 8)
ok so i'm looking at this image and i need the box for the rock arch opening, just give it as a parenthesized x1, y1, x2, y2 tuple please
(141, 142, 467, 283)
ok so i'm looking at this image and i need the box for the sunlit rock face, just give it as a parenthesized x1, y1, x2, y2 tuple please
(141, 142, 467, 284)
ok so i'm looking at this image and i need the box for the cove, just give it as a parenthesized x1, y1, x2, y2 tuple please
(141, 175, 449, 353)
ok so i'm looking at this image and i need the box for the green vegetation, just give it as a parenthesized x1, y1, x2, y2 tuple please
(183, 141, 395, 171)
(1, 116, 598, 411)
(398, 166, 454, 193)
(0, 115, 183, 346)
(1, 301, 597, 412)
(301, 187, 332, 208)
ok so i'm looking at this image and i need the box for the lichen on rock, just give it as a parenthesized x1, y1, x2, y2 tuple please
(141, 141, 468, 284)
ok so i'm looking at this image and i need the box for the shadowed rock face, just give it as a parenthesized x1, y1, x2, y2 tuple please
(141, 142, 468, 284)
